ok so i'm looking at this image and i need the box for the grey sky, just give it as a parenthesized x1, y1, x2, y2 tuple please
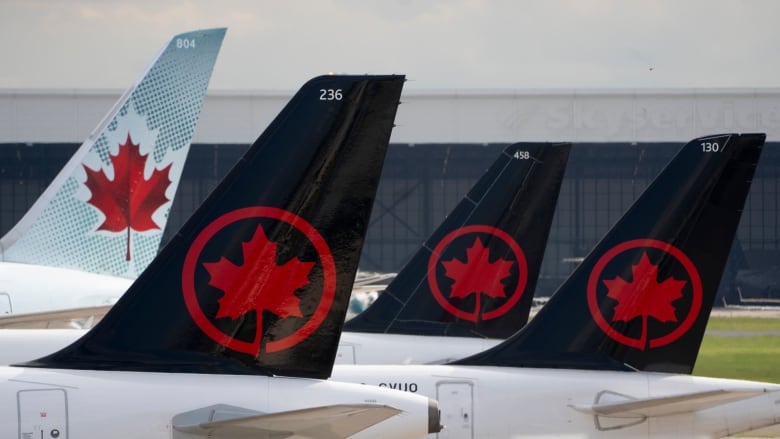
(1, 0, 779, 91)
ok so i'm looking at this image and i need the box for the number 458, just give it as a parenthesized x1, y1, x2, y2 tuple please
(513, 151, 530, 160)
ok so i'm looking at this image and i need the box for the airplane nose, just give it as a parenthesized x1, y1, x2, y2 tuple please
(428, 398, 442, 433)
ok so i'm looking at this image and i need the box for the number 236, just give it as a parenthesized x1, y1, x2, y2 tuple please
(319, 89, 342, 100)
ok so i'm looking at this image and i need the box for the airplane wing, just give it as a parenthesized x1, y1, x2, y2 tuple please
(0, 305, 111, 329)
(173, 404, 402, 438)
(570, 389, 768, 418)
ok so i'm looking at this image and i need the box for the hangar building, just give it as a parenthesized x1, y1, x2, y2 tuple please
(2, 88, 780, 303)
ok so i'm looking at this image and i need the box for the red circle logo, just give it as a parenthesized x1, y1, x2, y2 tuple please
(182, 207, 336, 356)
(586, 239, 702, 350)
(427, 225, 528, 322)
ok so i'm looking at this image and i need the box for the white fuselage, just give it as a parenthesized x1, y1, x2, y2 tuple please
(0, 366, 434, 439)
(332, 365, 780, 438)
(2, 329, 778, 438)
(0, 262, 129, 316)
(5, 335, 778, 438)
(336, 332, 501, 364)
(0, 330, 503, 366)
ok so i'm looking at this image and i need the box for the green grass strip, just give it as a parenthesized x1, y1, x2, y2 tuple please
(694, 335, 780, 382)
(706, 316, 780, 331)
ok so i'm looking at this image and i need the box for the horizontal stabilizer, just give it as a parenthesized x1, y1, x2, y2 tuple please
(173, 404, 400, 438)
(0, 305, 111, 329)
(570, 389, 768, 418)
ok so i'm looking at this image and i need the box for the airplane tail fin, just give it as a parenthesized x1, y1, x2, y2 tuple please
(21, 75, 405, 379)
(0, 28, 225, 278)
(452, 133, 765, 373)
(345, 143, 571, 338)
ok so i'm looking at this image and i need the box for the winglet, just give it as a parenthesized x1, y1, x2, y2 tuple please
(0, 28, 226, 278)
(453, 133, 765, 373)
(20, 75, 405, 379)
(346, 142, 571, 338)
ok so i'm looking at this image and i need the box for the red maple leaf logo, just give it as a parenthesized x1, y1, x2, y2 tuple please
(203, 224, 314, 335)
(441, 237, 514, 319)
(604, 252, 686, 323)
(603, 252, 686, 347)
(587, 240, 703, 350)
(83, 133, 172, 261)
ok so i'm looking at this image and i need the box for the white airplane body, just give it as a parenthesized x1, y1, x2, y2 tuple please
(0, 263, 129, 317)
(0, 330, 499, 366)
(0, 366, 435, 439)
(0, 330, 87, 363)
(6, 331, 777, 438)
(337, 333, 500, 365)
(332, 365, 780, 438)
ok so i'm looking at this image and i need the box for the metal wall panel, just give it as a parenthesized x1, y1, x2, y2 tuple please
(3, 89, 780, 144)
(2, 141, 779, 304)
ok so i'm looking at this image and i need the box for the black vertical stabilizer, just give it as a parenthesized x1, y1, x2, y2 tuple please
(346, 143, 571, 338)
(21, 75, 405, 379)
(452, 133, 765, 373)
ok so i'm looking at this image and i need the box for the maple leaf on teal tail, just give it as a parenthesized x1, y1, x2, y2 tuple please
(83, 133, 172, 261)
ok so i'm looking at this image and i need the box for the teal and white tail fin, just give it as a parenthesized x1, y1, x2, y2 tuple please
(0, 28, 225, 278)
